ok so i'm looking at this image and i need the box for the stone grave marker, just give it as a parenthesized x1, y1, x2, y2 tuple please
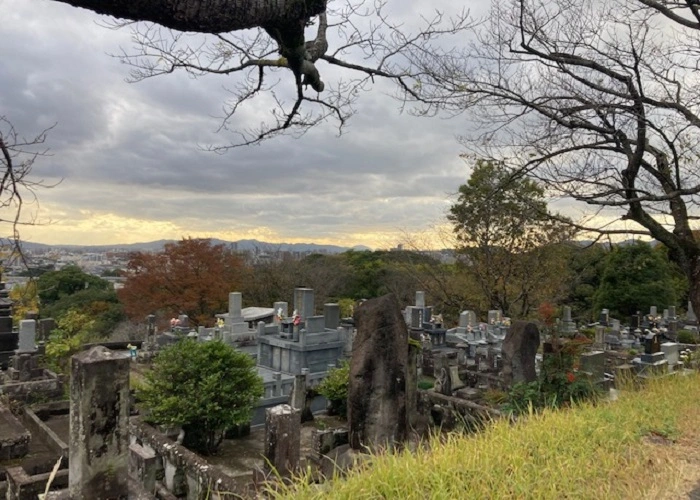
(349, 294, 408, 451)
(501, 321, 540, 386)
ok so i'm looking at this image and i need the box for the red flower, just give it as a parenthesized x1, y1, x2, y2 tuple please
(566, 372, 576, 383)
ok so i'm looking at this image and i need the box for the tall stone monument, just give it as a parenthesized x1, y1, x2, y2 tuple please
(348, 294, 409, 452)
(69, 346, 130, 499)
(501, 321, 540, 387)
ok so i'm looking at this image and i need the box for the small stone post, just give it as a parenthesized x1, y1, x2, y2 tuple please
(129, 443, 157, 493)
(290, 369, 312, 422)
(69, 346, 130, 500)
(264, 404, 301, 478)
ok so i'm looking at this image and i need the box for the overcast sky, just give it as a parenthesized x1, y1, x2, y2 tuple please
(0, 0, 495, 249)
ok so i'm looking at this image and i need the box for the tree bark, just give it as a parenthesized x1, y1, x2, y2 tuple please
(688, 257, 700, 324)
(52, 0, 327, 33)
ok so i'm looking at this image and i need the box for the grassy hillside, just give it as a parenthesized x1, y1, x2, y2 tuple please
(272, 373, 700, 499)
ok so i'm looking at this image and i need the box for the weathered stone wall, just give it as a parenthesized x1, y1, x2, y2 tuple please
(5, 467, 69, 500)
(0, 370, 64, 403)
(129, 417, 248, 499)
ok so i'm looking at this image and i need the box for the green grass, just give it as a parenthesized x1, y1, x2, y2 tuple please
(270, 373, 700, 499)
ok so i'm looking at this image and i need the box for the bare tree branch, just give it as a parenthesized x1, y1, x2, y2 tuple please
(97, 1, 474, 147)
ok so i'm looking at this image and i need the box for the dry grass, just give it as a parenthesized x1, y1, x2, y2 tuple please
(270, 372, 700, 500)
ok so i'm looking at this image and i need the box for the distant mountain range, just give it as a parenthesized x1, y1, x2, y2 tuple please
(18, 238, 372, 254)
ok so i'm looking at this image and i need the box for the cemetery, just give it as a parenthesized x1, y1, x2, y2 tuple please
(0, 270, 699, 498)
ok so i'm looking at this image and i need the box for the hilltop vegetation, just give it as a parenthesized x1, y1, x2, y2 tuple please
(273, 373, 700, 499)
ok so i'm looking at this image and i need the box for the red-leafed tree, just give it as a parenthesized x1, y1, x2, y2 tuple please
(118, 238, 245, 326)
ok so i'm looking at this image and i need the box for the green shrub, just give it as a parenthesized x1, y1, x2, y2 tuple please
(317, 361, 350, 418)
(140, 339, 263, 455)
(418, 377, 435, 390)
(579, 328, 595, 340)
(504, 339, 600, 415)
(677, 329, 698, 344)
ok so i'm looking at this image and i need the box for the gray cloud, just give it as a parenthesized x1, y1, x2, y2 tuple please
(1, 0, 474, 247)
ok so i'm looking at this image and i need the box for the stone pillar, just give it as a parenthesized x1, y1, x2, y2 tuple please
(501, 321, 540, 387)
(324, 303, 341, 330)
(264, 404, 301, 478)
(349, 294, 408, 451)
(69, 346, 130, 500)
(294, 288, 315, 321)
(415, 291, 426, 308)
(668, 306, 677, 319)
(409, 307, 422, 329)
(129, 442, 156, 493)
(273, 372, 282, 397)
(688, 300, 698, 324)
(290, 370, 312, 422)
(17, 320, 36, 353)
(228, 292, 244, 324)
(406, 328, 421, 429)
(273, 301, 288, 323)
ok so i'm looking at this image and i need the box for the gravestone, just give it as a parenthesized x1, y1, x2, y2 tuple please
(273, 301, 288, 324)
(294, 288, 315, 321)
(579, 351, 605, 382)
(560, 306, 577, 336)
(687, 300, 697, 325)
(660, 342, 681, 368)
(69, 346, 130, 499)
(595, 326, 605, 346)
(348, 294, 408, 451)
(501, 321, 540, 386)
(264, 404, 301, 478)
(37, 318, 57, 342)
(17, 319, 36, 353)
(324, 303, 341, 330)
(415, 291, 426, 308)
(630, 313, 641, 329)
(227, 292, 244, 324)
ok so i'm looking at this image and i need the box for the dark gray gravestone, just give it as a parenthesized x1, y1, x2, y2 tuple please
(348, 294, 408, 452)
(501, 321, 540, 387)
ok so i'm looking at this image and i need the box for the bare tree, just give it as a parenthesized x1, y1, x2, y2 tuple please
(0, 117, 53, 259)
(404, 0, 700, 315)
(51, 0, 472, 147)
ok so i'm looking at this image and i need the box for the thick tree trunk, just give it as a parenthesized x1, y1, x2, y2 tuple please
(689, 257, 700, 322)
(52, 0, 327, 33)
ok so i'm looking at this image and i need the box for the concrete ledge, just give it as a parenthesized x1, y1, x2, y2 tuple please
(0, 372, 64, 403)
(22, 404, 69, 460)
(0, 405, 30, 460)
(5, 466, 68, 500)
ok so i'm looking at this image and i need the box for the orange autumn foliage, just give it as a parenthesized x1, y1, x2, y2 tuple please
(118, 238, 245, 327)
